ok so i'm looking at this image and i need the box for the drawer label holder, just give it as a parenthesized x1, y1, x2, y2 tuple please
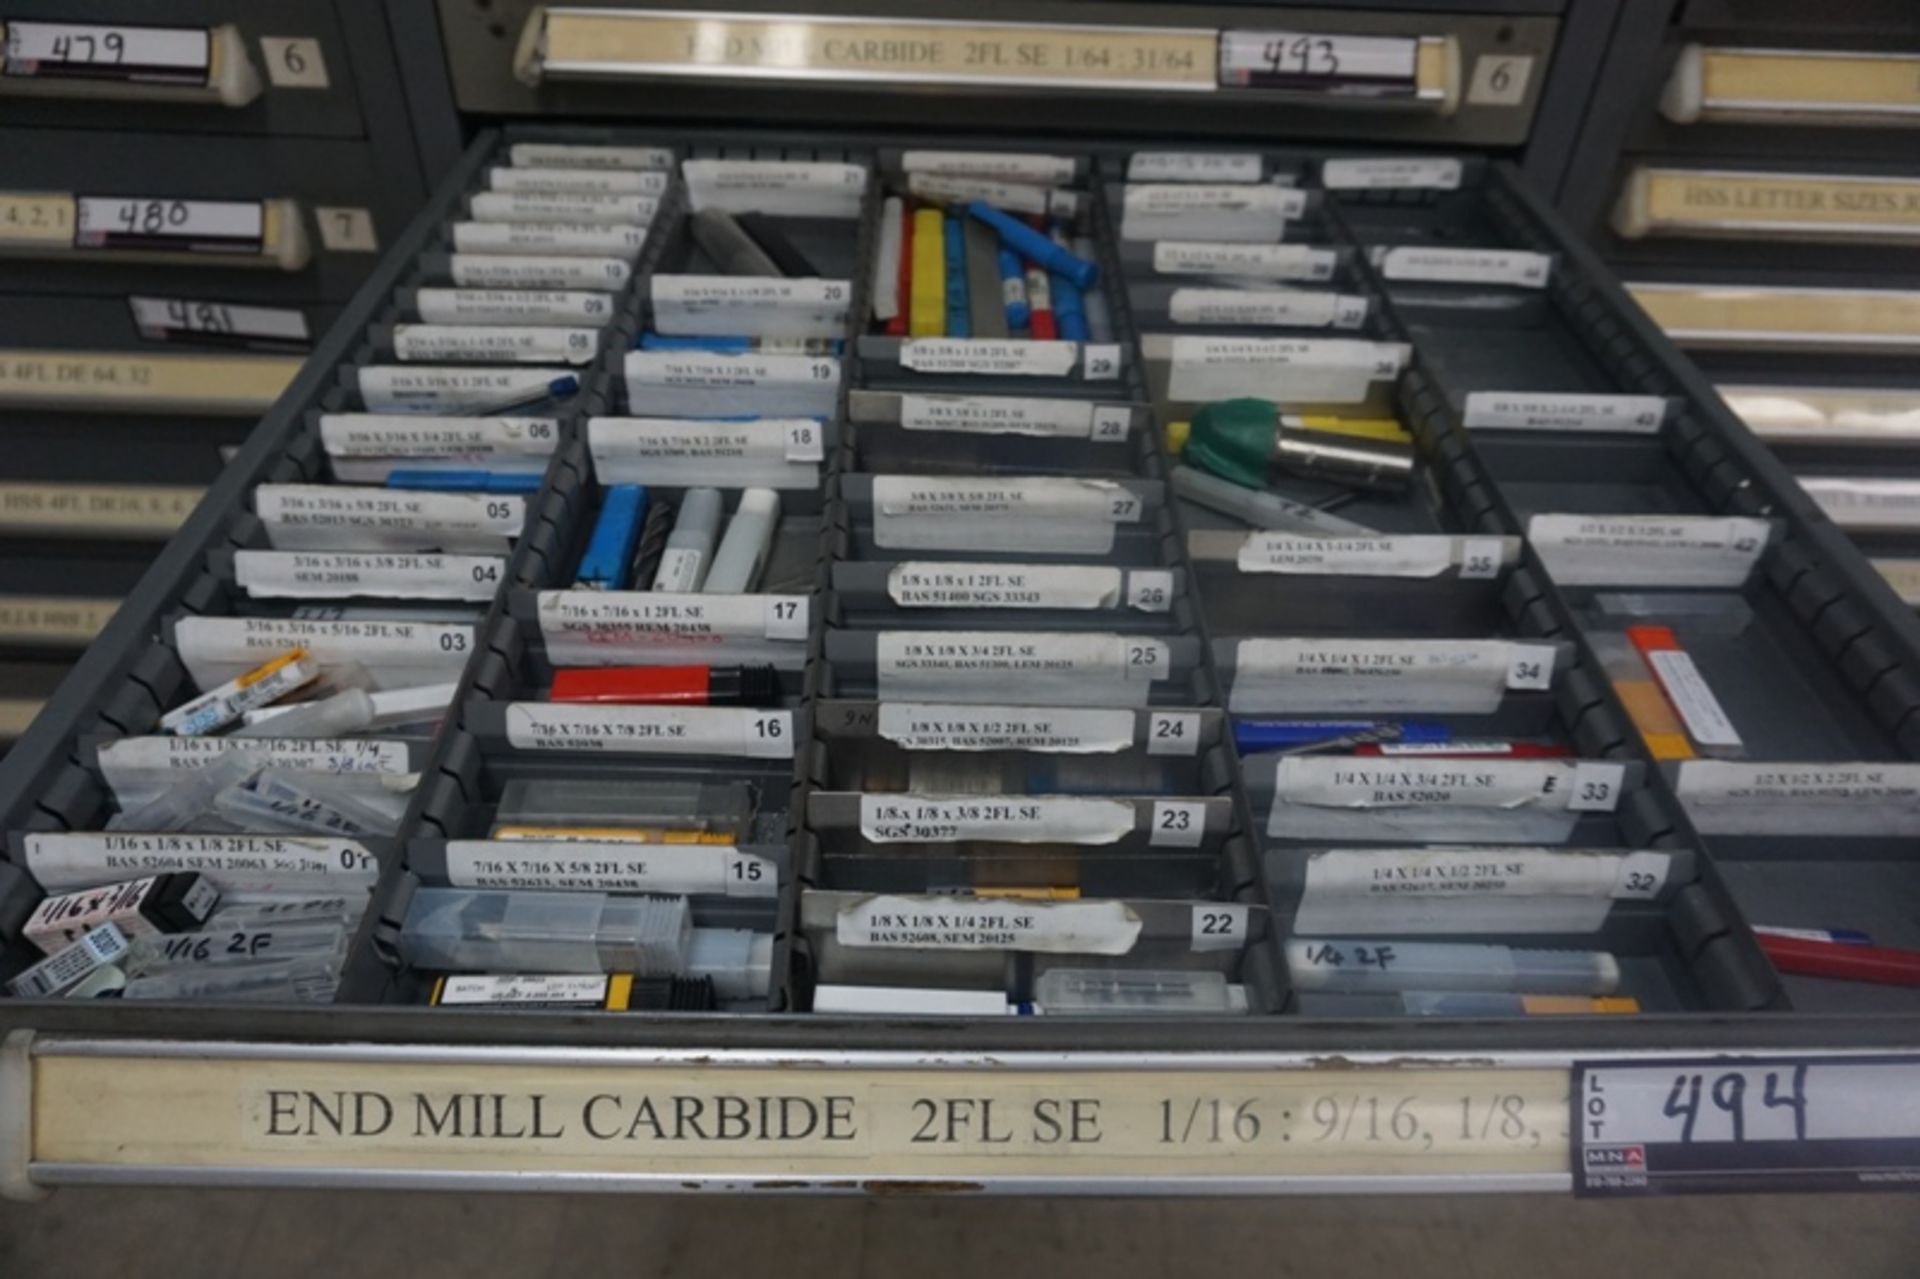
(1, 1033, 1570, 1196)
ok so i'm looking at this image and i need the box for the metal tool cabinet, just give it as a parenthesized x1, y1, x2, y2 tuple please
(2, 1, 1918, 1201)
(1558, 1, 1920, 615)
(0, 0, 453, 742)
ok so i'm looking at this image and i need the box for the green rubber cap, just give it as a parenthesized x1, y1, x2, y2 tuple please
(1186, 398, 1278, 489)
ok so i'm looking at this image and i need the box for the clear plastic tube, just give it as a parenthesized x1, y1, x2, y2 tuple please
(108, 751, 264, 832)
(212, 769, 408, 837)
(1170, 464, 1379, 534)
(230, 688, 374, 739)
(1035, 969, 1244, 1015)
(120, 956, 341, 1003)
(1288, 938, 1620, 995)
(127, 922, 349, 974)
(397, 888, 692, 975)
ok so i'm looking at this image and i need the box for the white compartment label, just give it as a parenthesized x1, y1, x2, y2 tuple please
(357, 366, 572, 411)
(24, 833, 376, 894)
(449, 222, 648, 257)
(468, 193, 658, 225)
(504, 703, 792, 758)
(1463, 392, 1666, 434)
(317, 415, 559, 460)
(1322, 157, 1464, 190)
(874, 477, 1141, 523)
(1675, 761, 1920, 836)
(1303, 847, 1669, 901)
(905, 174, 1074, 217)
(445, 841, 773, 897)
(859, 794, 1134, 845)
(489, 167, 669, 196)
(887, 562, 1123, 610)
(876, 632, 1168, 707)
(1230, 638, 1555, 713)
(877, 703, 1136, 753)
(414, 290, 614, 325)
(1295, 847, 1671, 934)
(508, 143, 674, 170)
(898, 394, 1118, 439)
(1372, 247, 1551, 288)
(234, 550, 504, 601)
(253, 485, 522, 552)
(1169, 287, 1367, 329)
(537, 591, 807, 664)
(1152, 242, 1337, 280)
(1129, 152, 1262, 183)
(589, 417, 824, 481)
(1166, 335, 1406, 404)
(625, 350, 840, 391)
(873, 476, 1142, 555)
(1528, 514, 1768, 588)
(1237, 534, 1462, 577)
(1273, 758, 1623, 818)
(97, 736, 405, 773)
(393, 325, 598, 364)
(899, 339, 1079, 378)
(683, 160, 867, 217)
(837, 895, 1142, 954)
(901, 150, 1076, 182)
(173, 617, 475, 688)
(447, 255, 631, 290)
(651, 276, 851, 334)
(1124, 183, 1305, 220)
